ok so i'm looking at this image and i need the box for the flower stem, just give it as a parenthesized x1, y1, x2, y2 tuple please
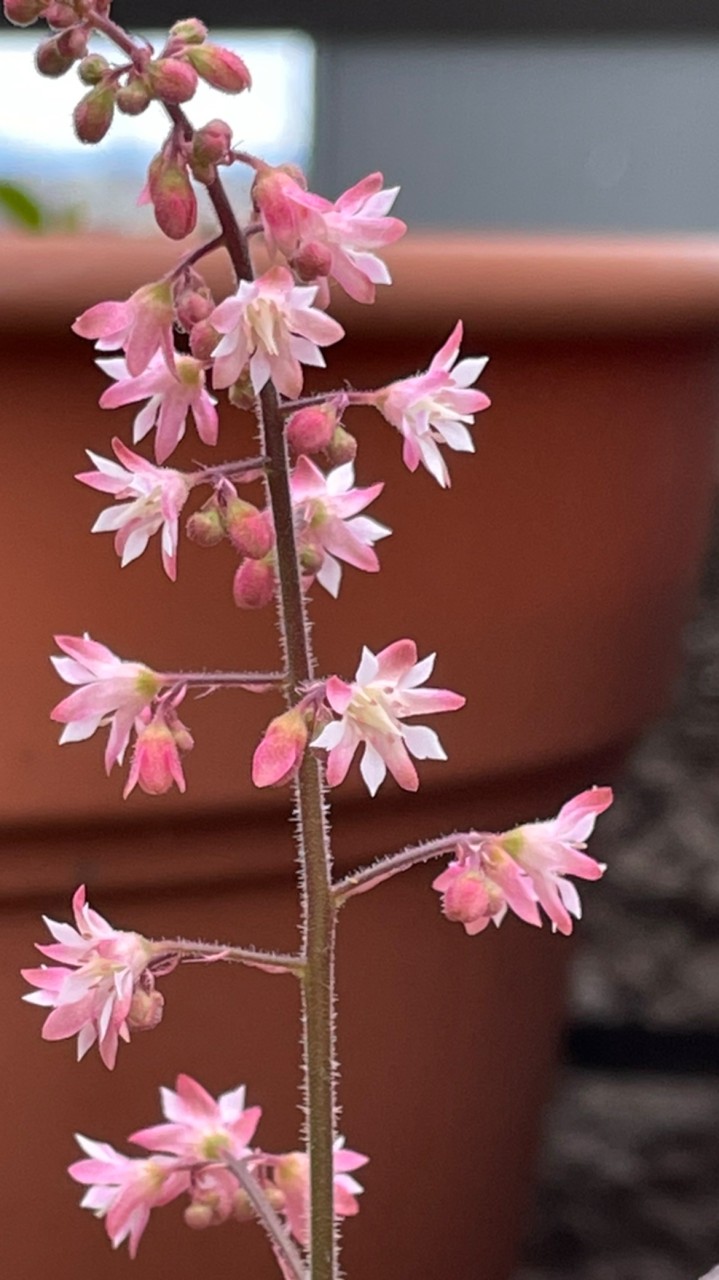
(225, 1155, 307, 1280)
(332, 833, 465, 905)
(160, 670, 286, 688)
(178, 103, 338, 1280)
(150, 938, 306, 974)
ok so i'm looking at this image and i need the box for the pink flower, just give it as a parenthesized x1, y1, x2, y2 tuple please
(97, 351, 218, 465)
(209, 265, 344, 398)
(21, 886, 157, 1069)
(50, 634, 163, 772)
(290, 454, 391, 597)
(130, 1073, 262, 1163)
(312, 639, 465, 795)
(69, 1137, 189, 1257)
(76, 438, 191, 581)
(273, 1138, 368, 1246)
(72, 280, 175, 377)
(124, 695, 194, 798)
(256, 168, 406, 304)
(374, 321, 490, 487)
(433, 787, 613, 937)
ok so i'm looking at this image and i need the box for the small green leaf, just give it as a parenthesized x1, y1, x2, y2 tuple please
(0, 182, 43, 231)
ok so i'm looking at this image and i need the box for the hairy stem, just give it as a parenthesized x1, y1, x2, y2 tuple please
(150, 938, 306, 974)
(225, 1156, 307, 1280)
(333, 833, 465, 905)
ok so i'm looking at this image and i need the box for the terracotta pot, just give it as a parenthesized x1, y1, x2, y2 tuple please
(1, 232, 717, 1280)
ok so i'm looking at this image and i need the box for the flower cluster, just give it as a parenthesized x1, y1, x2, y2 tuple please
(21, 886, 165, 1069)
(432, 788, 613, 936)
(69, 1074, 367, 1257)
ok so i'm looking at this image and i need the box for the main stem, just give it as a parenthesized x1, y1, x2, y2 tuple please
(200, 123, 339, 1280)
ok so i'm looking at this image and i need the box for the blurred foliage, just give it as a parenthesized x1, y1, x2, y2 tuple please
(0, 181, 85, 233)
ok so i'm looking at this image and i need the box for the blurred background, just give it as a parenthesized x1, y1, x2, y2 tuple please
(2, 2, 719, 1278)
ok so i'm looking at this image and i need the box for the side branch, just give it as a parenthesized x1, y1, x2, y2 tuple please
(225, 1156, 307, 1280)
(150, 938, 306, 975)
(333, 833, 467, 906)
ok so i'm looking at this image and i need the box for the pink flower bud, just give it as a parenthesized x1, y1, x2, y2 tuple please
(116, 74, 152, 115)
(186, 505, 226, 547)
(148, 57, 199, 105)
(147, 150, 197, 240)
(252, 707, 309, 787)
(189, 319, 220, 362)
(225, 499, 273, 558)
(169, 16, 208, 44)
(192, 118, 232, 166)
(324, 424, 358, 466)
(124, 708, 194, 798)
(3, 0, 44, 26)
(35, 35, 74, 77)
(73, 83, 116, 142)
(178, 293, 214, 331)
(439, 867, 491, 926)
(127, 987, 165, 1032)
(233, 556, 275, 609)
(77, 52, 110, 85)
(291, 240, 333, 282)
(44, 0, 78, 27)
(185, 42, 251, 93)
(56, 25, 87, 59)
(287, 403, 337, 455)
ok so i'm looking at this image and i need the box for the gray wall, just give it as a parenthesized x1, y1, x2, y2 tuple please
(313, 40, 719, 232)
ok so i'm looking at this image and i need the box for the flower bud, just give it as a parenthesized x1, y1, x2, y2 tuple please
(233, 556, 275, 609)
(56, 25, 87, 60)
(439, 868, 491, 926)
(291, 240, 333, 282)
(189, 319, 220, 362)
(147, 57, 199, 105)
(184, 1203, 214, 1231)
(73, 83, 115, 143)
(116, 74, 151, 115)
(192, 118, 232, 167)
(77, 52, 110, 85)
(324, 424, 357, 467)
(252, 707, 310, 787)
(224, 498, 273, 558)
(185, 42, 251, 93)
(169, 17, 207, 44)
(44, 0, 78, 27)
(3, 0, 44, 26)
(251, 164, 301, 255)
(124, 710, 193, 798)
(35, 35, 74, 77)
(175, 289, 214, 330)
(185, 504, 225, 547)
(127, 987, 165, 1032)
(287, 403, 337, 455)
(147, 150, 197, 240)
